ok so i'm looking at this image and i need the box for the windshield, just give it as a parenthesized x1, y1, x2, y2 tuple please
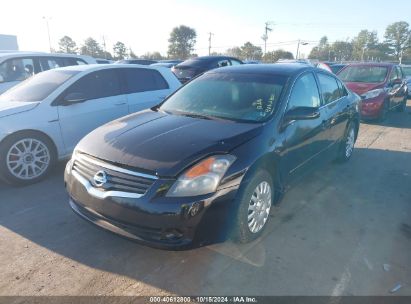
(160, 72, 287, 123)
(338, 66, 388, 83)
(402, 66, 411, 77)
(0, 69, 79, 102)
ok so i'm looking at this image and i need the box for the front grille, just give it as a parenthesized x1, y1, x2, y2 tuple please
(72, 153, 157, 196)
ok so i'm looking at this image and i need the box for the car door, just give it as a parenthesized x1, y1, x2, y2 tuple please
(281, 72, 327, 183)
(387, 66, 403, 108)
(316, 72, 349, 145)
(57, 69, 128, 152)
(122, 68, 171, 114)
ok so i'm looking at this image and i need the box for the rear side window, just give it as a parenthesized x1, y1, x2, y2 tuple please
(39, 57, 65, 71)
(317, 73, 341, 104)
(64, 69, 122, 100)
(287, 73, 321, 109)
(124, 68, 169, 94)
(0, 58, 36, 83)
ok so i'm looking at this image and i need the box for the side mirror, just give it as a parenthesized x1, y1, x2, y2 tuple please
(284, 106, 320, 122)
(63, 92, 87, 105)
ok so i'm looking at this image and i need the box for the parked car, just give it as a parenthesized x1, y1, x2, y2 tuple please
(401, 64, 411, 98)
(329, 63, 347, 75)
(151, 60, 183, 68)
(172, 56, 243, 83)
(0, 52, 97, 94)
(338, 63, 408, 121)
(0, 64, 180, 185)
(95, 58, 114, 64)
(116, 59, 158, 65)
(65, 63, 360, 249)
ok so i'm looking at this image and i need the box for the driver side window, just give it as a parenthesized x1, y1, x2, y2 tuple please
(287, 73, 320, 110)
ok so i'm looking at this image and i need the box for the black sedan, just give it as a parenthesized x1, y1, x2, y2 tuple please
(172, 56, 243, 83)
(64, 64, 360, 249)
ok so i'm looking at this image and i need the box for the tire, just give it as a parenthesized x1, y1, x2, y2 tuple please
(396, 96, 407, 112)
(232, 170, 273, 243)
(0, 131, 56, 186)
(336, 122, 356, 163)
(377, 100, 389, 122)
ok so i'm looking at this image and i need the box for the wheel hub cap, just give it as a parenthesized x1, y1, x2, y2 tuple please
(247, 181, 272, 234)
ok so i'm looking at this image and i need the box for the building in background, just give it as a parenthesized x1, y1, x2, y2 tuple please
(0, 34, 18, 51)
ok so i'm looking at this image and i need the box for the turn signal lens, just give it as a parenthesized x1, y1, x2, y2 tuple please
(167, 155, 236, 197)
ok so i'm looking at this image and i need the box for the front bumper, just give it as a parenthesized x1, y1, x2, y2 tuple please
(360, 95, 385, 119)
(64, 161, 240, 249)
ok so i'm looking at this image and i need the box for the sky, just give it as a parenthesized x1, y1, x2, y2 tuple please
(1, 0, 411, 58)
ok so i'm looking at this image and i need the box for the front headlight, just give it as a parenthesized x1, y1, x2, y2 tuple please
(362, 89, 384, 100)
(167, 155, 236, 197)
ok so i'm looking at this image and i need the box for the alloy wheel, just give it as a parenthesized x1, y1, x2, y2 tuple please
(6, 138, 50, 180)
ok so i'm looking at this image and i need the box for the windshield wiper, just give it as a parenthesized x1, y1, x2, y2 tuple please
(177, 112, 213, 120)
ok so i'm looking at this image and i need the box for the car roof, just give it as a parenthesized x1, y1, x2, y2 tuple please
(0, 51, 94, 60)
(345, 62, 396, 68)
(208, 63, 317, 76)
(186, 56, 241, 62)
(51, 63, 163, 73)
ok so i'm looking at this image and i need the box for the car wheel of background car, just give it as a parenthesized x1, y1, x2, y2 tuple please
(232, 170, 273, 243)
(0, 131, 56, 186)
(396, 96, 407, 112)
(337, 122, 356, 163)
(378, 100, 389, 122)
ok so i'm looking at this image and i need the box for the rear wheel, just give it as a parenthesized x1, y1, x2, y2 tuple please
(0, 132, 56, 185)
(337, 122, 356, 163)
(232, 170, 273, 243)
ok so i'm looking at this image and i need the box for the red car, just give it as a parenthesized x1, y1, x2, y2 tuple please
(338, 63, 408, 121)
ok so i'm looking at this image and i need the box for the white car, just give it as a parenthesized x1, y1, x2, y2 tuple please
(0, 64, 181, 185)
(0, 52, 97, 94)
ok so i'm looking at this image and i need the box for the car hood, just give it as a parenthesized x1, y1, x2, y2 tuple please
(0, 101, 39, 118)
(76, 110, 263, 177)
(344, 82, 384, 95)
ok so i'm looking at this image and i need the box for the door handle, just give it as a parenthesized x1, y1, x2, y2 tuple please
(114, 102, 127, 106)
(158, 96, 167, 99)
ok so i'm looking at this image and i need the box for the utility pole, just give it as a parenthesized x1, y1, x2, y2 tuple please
(262, 22, 273, 55)
(208, 32, 214, 56)
(42, 16, 52, 53)
(102, 35, 107, 59)
(296, 40, 308, 59)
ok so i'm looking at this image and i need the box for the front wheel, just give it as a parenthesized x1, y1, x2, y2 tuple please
(396, 96, 407, 112)
(0, 132, 56, 185)
(336, 123, 356, 163)
(232, 170, 273, 243)
(378, 101, 389, 122)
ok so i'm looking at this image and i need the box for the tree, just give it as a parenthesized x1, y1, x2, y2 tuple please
(80, 37, 103, 58)
(167, 25, 197, 59)
(142, 52, 163, 60)
(112, 41, 127, 60)
(225, 47, 242, 58)
(384, 21, 411, 63)
(58, 36, 77, 54)
(352, 30, 381, 61)
(101, 51, 113, 60)
(240, 42, 263, 60)
(330, 41, 353, 61)
(129, 48, 137, 58)
(263, 49, 294, 62)
(308, 36, 331, 60)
